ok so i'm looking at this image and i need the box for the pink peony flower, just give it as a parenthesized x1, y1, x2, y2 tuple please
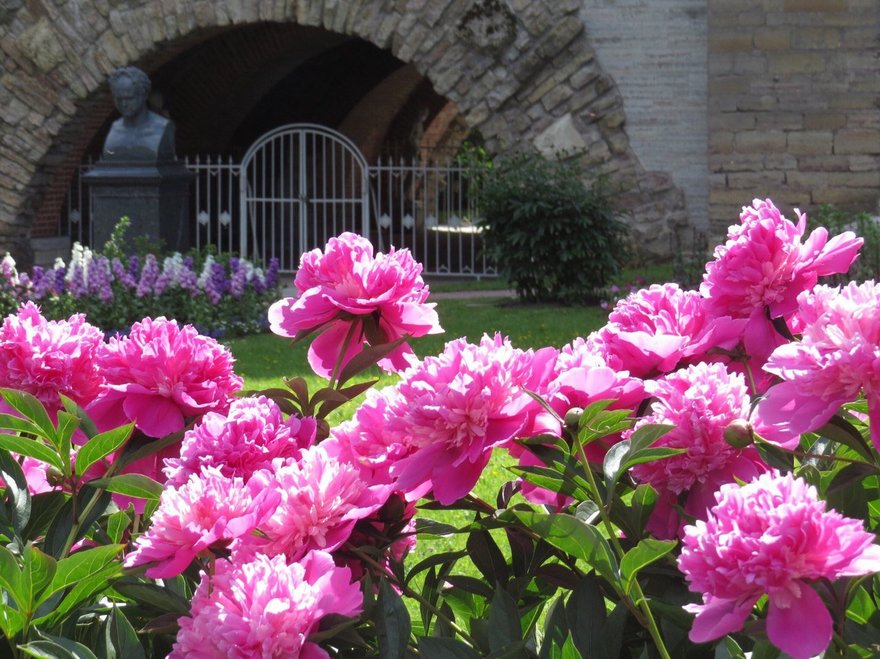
(124, 466, 279, 579)
(268, 232, 443, 378)
(513, 336, 643, 510)
(164, 396, 316, 488)
(0, 302, 104, 416)
(588, 284, 745, 378)
(246, 442, 391, 562)
(701, 199, 862, 364)
(388, 334, 557, 505)
(628, 362, 767, 537)
(338, 493, 418, 586)
(754, 280, 880, 450)
(330, 385, 411, 486)
(520, 337, 644, 463)
(678, 471, 880, 659)
(88, 317, 243, 438)
(170, 550, 362, 659)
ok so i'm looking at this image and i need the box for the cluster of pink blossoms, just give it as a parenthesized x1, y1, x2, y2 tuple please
(701, 198, 862, 363)
(679, 471, 880, 659)
(268, 232, 443, 377)
(170, 551, 362, 659)
(0, 306, 241, 500)
(756, 280, 880, 450)
(628, 362, 767, 538)
(9, 197, 880, 657)
(0, 301, 104, 417)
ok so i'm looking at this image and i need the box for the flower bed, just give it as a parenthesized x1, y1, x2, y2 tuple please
(0, 203, 878, 658)
(0, 242, 279, 338)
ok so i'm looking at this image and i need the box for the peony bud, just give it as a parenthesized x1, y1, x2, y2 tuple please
(723, 419, 753, 449)
(564, 407, 584, 431)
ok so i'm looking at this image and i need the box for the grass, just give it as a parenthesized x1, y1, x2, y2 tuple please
(225, 295, 611, 397)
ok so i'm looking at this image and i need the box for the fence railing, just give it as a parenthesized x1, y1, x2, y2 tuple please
(63, 154, 496, 278)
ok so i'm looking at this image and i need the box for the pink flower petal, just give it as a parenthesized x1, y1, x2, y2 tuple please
(123, 393, 185, 438)
(767, 585, 832, 659)
(687, 596, 757, 643)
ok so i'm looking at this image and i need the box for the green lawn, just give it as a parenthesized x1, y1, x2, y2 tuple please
(224, 295, 611, 396)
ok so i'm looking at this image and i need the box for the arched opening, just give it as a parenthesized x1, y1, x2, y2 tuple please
(49, 23, 470, 255)
(5, 0, 687, 270)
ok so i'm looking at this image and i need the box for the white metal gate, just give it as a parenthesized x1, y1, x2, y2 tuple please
(239, 124, 370, 272)
(66, 125, 497, 277)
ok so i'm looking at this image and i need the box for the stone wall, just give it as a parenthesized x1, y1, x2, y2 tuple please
(0, 0, 688, 267)
(708, 0, 880, 237)
(581, 0, 709, 233)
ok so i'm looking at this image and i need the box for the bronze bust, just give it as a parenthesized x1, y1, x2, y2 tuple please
(102, 66, 176, 163)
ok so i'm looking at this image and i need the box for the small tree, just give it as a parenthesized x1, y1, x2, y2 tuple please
(475, 151, 629, 304)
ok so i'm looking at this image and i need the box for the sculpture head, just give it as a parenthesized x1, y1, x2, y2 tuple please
(109, 67, 151, 120)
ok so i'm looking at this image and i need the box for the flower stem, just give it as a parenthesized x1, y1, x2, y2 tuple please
(574, 439, 673, 659)
(347, 545, 480, 649)
(329, 321, 360, 390)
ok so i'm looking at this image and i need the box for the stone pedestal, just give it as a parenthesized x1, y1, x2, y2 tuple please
(83, 162, 194, 253)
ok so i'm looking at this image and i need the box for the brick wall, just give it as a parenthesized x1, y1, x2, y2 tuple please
(581, 0, 710, 232)
(708, 0, 880, 237)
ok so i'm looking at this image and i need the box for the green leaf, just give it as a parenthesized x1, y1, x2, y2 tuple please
(103, 606, 146, 659)
(510, 511, 618, 586)
(538, 596, 569, 659)
(817, 415, 873, 460)
(112, 429, 186, 472)
(0, 413, 48, 439)
(626, 424, 674, 453)
(43, 487, 111, 559)
(0, 545, 25, 611)
(53, 411, 79, 460)
(106, 510, 131, 544)
(74, 423, 134, 476)
(22, 544, 56, 607)
(0, 434, 63, 471)
(60, 395, 99, 440)
(565, 576, 606, 659)
(628, 485, 659, 538)
(405, 550, 467, 586)
(418, 637, 481, 659)
(466, 530, 509, 587)
(602, 441, 630, 490)
(578, 407, 633, 446)
(603, 440, 684, 500)
(375, 579, 411, 659)
(0, 449, 31, 534)
(0, 389, 56, 442)
(621, 447, 685, 472)
(38, 544, 123, 604)
(619, 539, 676, 595)
(715, 635, 747, 659)
(22, 491, 67, 543)
(111, 580, 190, 615)
(337, 336, 409, 388)
(89, 474, 164, 501)
(488, 587, 521, 652)
(18, 632, 98, 659)
(34, 563, 123, 628)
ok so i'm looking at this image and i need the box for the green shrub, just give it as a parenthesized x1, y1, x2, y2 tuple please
(813, 204, 880, 283)
(474, 151, 629, 304)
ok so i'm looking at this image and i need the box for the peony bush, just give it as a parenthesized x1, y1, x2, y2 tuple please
(0, 200, 879, 658)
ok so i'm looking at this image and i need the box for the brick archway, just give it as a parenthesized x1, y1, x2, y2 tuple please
(0, 0, 687, 266)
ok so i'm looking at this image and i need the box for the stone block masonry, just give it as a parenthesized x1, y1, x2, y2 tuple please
(708, 0, 880, 238)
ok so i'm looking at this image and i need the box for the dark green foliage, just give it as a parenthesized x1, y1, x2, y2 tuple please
(475, 151, 630, 304)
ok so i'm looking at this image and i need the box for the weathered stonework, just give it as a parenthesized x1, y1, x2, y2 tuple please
(0, 0, 689, 267)
(708, 0, 880, 238)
